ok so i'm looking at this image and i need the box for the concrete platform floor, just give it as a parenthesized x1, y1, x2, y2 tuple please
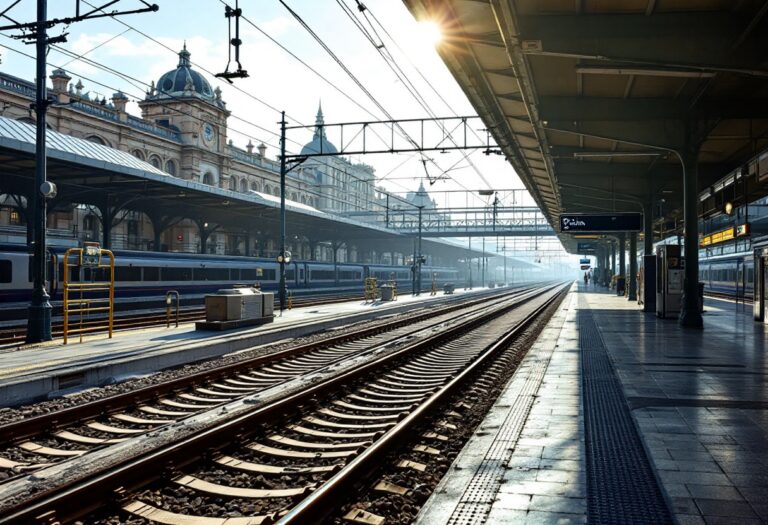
(0, 287, 496, 406)
(416, 283, 768, 525)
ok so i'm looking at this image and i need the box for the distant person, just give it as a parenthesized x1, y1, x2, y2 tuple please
(584, 273, 589, 286)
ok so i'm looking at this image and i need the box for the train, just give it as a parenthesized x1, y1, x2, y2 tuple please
(0, 243, 461, 306)
(699, 252, 754, 300)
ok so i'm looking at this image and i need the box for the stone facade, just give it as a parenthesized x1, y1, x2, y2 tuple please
(0, 46, 387, 262)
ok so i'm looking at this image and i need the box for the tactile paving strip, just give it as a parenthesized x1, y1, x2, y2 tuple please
(445, 331, 555, 524)
(579, 300, 673, 524)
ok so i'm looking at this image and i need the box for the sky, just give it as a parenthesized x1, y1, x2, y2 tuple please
(0, 0, 576, 267)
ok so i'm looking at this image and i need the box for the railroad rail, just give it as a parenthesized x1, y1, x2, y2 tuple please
(0, 282, 569, 524)
(0, 286, 531, 478)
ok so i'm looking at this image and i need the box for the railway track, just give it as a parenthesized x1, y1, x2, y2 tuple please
(0, 282, 568, 525)
(0, 286, 532, 480)
(0, 291, 382, 346)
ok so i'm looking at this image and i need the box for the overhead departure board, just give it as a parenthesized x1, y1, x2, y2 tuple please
(559, 213, 643, 233)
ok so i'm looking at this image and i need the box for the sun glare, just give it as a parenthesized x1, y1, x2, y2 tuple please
(419, 20, 443, 46)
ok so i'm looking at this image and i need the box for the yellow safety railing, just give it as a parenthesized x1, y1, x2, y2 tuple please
(62, 243, 115, 344)
(288, 290, 294, 310)
(166, 290, 180, 328)
(364, 277, 378, 302)
(430, 272, 438, 296)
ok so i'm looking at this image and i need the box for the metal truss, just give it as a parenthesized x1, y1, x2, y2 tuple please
(283, 115, 501, 158)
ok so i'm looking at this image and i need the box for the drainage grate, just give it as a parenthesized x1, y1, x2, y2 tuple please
(579, 305, 673, 524)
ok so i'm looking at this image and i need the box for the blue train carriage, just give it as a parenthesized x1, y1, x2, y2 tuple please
(0, 243, 460, 305)
(699, 251, 754, 300)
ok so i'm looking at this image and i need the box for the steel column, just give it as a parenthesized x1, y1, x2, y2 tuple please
(629, 232, 638, 301)
(279, 112, 287, 314)
(679, 142, 703, 328)
(26, 0, 52, 343)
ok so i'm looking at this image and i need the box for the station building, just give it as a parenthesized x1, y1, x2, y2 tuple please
(0, 46, 386, 262)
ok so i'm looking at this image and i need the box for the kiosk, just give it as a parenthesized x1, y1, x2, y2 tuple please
(656, 245, 684, 319)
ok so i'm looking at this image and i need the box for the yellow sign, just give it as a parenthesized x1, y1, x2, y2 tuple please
(700, 225, 748, 247)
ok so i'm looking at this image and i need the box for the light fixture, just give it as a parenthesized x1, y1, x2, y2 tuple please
(724, 201, 734, 215)
(576, 65, 716, 78)
(572, 151, 662, 158)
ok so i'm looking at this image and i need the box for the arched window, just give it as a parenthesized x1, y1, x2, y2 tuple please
(273, 187, 280, 197)
(202, 172, 214, 185)
(228, 177, 237, 191)
(250, 181, 260, 192)
(131, 149, 145, 161)
(164, 159, 177, 176)
(240, 178, 248, 193)
(263, 184, 271, 195)
(86, 135, 109, 146)
(290, 192, 298, 202)
(149, 155, 162, 169)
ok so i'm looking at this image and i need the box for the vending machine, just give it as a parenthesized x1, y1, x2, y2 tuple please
(656, 245, 684, 318)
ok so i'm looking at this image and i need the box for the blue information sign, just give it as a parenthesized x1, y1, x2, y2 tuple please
(560, 213, 642, 233)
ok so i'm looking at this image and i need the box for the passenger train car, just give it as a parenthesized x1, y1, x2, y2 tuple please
(699, 252, 754, 300)
(0, 244, 460, 305)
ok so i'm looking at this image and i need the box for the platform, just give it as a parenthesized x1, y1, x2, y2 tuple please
(0, 287, 493, 407)
(416, 284, 768, 525)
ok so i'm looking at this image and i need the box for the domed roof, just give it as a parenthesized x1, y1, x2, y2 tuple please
(154, 44, 214, 101)
(301, 103, 338, 155)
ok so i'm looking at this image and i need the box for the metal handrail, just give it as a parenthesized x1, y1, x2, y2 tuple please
(166, 291, 180, 328)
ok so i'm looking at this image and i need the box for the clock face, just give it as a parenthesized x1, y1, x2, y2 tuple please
(202, 123, 215, 145)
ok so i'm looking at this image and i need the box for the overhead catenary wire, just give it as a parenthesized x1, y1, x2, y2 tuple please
(0, 41, 395, 214)
(73, 0, 426, 208)
(344, 0, 495, 197)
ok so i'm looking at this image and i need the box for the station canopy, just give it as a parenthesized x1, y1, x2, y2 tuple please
(0, 117, 500, 260)
(405, 0, 768, 252)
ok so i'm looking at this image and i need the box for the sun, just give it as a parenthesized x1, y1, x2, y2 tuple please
(418, 20, 443, 46)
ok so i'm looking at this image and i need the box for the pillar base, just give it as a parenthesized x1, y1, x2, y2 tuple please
(679, 308, 703, 328)
(26, 302, 53, 343)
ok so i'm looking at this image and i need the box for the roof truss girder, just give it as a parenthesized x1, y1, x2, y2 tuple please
(519, 13, 767, 73)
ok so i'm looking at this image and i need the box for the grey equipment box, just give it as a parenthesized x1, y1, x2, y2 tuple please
(205, 287, 263, 322)
(261, 292, 274, 316)
(444, 283, 455, 294)
(380, 284, 395, 302)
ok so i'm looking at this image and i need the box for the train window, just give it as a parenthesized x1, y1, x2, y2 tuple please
(338, 271, 361, 280)
(241, 269, 258, 280)
(311, 270, 335, 280)
(162, 267, 192, 281)
(194, 268, 229, 280)
(144, 267, 160, 281)
(115, 266, 142, 282)
(0, 260, 11, 283)
(286, 269, 295, 280)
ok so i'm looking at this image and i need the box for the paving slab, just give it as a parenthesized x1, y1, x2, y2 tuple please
(415, 282, 768, 524)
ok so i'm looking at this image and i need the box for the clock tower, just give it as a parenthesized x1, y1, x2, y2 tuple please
(139, 44, 231, 185)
